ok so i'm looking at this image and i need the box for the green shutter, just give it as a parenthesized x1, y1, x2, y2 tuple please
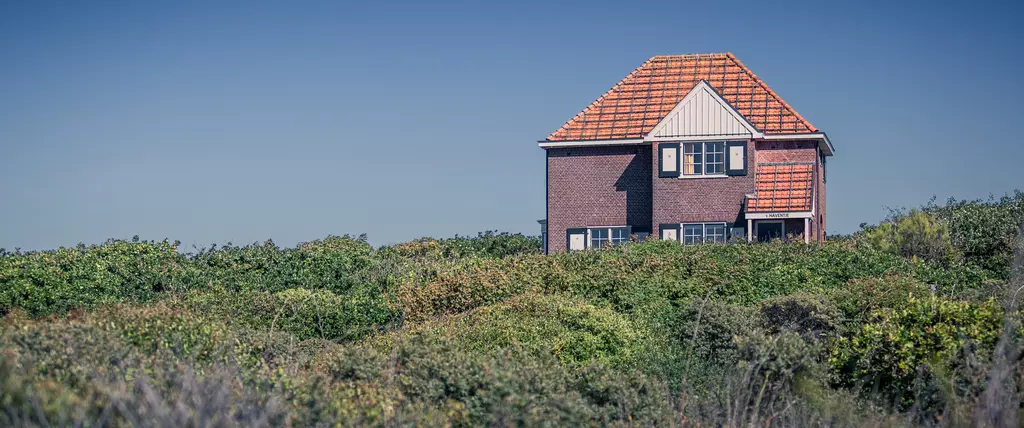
(659, 223, 680, 242)
(658, 143, 680, 178)
(566, 228, 587, 251)
(726, 141, 747, 176)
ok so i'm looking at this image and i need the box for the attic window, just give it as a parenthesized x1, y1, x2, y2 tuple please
(683, 142, 725, 176)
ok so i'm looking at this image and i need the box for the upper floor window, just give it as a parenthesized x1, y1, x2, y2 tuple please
(683, 142, 725, 176)
(682, 222, 728, 245)
(821, 154, 827, 183)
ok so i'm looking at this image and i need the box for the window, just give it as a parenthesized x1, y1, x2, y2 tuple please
(588, 226, 630, 248)
(705, 224, 726, 243)
(590, 228, 609, 249)
(821, 154, 827, 183)
(682, 142, 725, 176)
(682, 223, 729, 245)
(682, 143, 702, 175)
(611, 227, 629, 246)
(683, 224, 703, 245)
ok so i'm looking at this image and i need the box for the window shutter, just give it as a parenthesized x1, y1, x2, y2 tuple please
(658, 143, 680, 178)
(659, 223, 680, 242)
(726, 141, 747, 176)
(566, 228, 587, 251)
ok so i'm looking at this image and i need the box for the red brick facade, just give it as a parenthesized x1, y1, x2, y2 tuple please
(546, 146, 652, 253)
(545, 140, 826, 252)
(651, 140, 755, 237)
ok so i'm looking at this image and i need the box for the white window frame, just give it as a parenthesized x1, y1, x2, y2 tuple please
(681, 142, 727, 177)
(588, 226, 630, 248)
(681, 222, 729, 245)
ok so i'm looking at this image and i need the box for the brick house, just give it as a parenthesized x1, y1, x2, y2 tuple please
(539, 53, 834, 253)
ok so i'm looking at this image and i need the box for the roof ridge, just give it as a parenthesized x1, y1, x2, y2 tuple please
(725, 53, 816, 133)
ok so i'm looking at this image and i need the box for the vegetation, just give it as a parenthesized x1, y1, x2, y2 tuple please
(1, 194, 1023, 426)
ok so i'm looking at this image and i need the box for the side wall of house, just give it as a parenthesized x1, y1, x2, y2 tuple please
(817, 149, 827, 241)
(651, 140, 756, 238)
(546, 145, 652, 253)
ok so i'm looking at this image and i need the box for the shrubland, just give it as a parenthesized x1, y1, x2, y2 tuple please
(1, 194, 1023, 427)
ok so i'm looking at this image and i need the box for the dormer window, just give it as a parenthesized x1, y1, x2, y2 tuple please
(683, 142, 725, 176)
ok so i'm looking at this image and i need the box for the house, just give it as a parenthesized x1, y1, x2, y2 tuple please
(539, 53, 833, 253)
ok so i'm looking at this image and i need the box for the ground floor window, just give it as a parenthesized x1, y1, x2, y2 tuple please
(589, 226, 630, 249)
(682, 222, 728, 245)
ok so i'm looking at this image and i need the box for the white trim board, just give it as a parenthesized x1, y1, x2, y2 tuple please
(746, 211, 813, 220)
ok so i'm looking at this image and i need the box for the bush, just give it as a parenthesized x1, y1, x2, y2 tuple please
(825, 276, 933, 334)
(673, 299, 757, 380)
(864, 210, 955, 265)
(829, 296, 1006, 408)
(179, 286, 398, 342)
(391, 231, 541, 260)
(758, 292, 839, 338)
(0, 239, 189, 316)
(927, 191, 1024, 278)
(376, 293, 647, 368)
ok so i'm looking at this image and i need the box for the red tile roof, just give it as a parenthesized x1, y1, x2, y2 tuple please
(547, 53, 816, 141)
(746, 163, 814, 212)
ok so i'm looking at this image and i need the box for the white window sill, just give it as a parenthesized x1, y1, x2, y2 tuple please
(678, 174, 728, 179)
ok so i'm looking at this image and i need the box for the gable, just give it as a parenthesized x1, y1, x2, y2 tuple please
(648, 80, 758, 139)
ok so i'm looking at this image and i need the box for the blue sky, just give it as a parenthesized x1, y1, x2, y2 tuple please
(1, 0, 1022, 250)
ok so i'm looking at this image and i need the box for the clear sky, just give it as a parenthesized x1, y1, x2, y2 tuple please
(1, 0, 1022, 250)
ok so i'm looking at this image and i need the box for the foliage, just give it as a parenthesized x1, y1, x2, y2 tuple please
(0, 238, 188, 316)
(864, 209, 955, 265)
(758, 292, 840, 338)
(828, 296, 1007, 408)
(374, 293, 647, 368)
(179, 286, 398, 342)
(926, 191, 1024, 278)
(1, 191, 1022, 426)
(390, 231, 541, 260)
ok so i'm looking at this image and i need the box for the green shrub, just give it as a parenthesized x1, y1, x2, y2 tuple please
(0, 239, 189, 316)
(825, 276, 934, 334)
(829, 296, 1005, 408)
(377, 293, 647, 368)
(391, 231, 541, 260)
(758, 292, 839, 338)
(864, 210, 955, 265)
(674, 299, 757, 381)
(927, 191, 1024, 278)
(180, 286, 398, 342)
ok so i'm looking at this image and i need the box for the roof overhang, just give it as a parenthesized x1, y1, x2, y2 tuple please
(537, 138, 647, 149)
(537, 133, 834, 156)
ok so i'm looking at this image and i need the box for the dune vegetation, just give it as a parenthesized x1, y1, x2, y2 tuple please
(2, 192, 1023, 426)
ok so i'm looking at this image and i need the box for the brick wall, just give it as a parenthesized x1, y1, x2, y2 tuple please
(652, 140, 756, 237)
(546, 145, 652, 253)
(755, 140, 817, 163)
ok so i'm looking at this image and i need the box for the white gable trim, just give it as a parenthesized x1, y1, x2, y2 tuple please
(645, 80, 762, 140)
